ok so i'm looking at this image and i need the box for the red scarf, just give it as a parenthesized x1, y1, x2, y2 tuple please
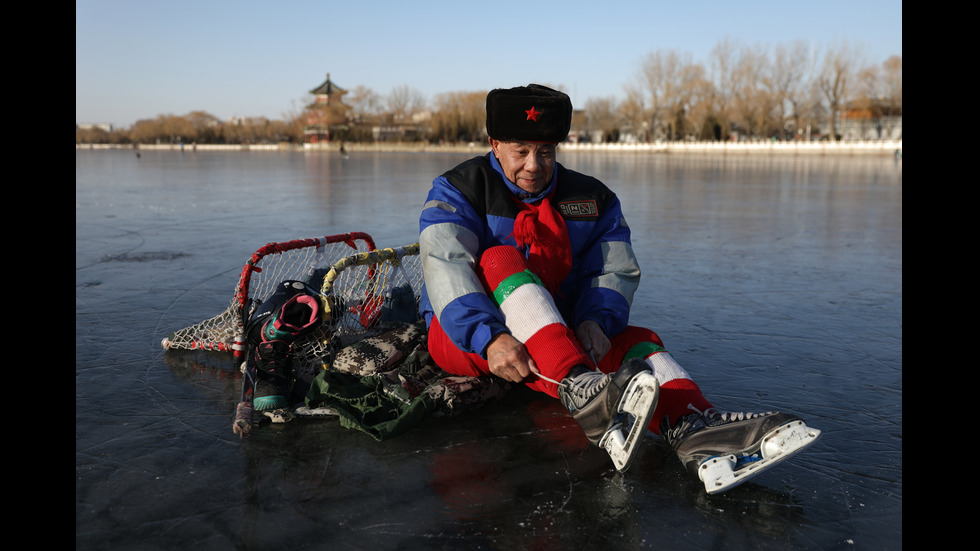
(511, 192, 572, 294)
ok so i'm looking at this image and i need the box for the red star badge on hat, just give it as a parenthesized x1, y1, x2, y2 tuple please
(525, 106, 541, 121)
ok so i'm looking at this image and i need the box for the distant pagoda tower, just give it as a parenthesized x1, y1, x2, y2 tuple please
(304, 73, 350, 144)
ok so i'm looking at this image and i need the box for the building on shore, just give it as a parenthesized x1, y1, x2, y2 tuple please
(77, 122, 114, 133)
(839, 100, 902, 141)
(303, 73, 350, 144)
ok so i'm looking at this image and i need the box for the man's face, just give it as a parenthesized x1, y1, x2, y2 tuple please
(490, 139, 557, 195)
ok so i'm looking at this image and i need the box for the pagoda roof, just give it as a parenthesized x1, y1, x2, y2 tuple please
(310, 73, 346, 96)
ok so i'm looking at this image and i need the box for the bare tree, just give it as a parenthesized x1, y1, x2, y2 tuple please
(429, 90, 486, 142)
(729, 43, 776, 139)
(853, 64, 882, 139)
(130, 114, 196, 144)
(344, 85, 385, 121)
(618, 83, 647, 142)
(280, 98, 312, 140)
(674, 62, 713, 139)
(184, 111, 222, 143)
(818, 40, 862, 141)
(881, 56, 902, 139)
(680, 63, 716, 140)
(709, 37, 741, 140)
(765, 41, 810, 140)
(583, 96, 619, 142)
(639, 50, 697, 139)
(639, 51, 668, 139)
(387, 85, 427, 122)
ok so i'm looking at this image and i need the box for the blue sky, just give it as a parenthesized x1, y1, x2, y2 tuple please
(76, 0, 902, 128)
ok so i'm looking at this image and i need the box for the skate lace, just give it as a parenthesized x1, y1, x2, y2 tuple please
(664, 405, 776, 443)
(691, 405, 776, 425)
(704, 408, 772, 422)
(255, 340, 293, 376)
(563, 370, 608, 400)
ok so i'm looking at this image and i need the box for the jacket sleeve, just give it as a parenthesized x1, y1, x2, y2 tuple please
(568, 193, 641, 338)
(419, 176, 508, 357)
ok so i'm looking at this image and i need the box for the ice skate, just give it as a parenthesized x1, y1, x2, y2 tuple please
(246, 340, 293, 411)
(661, 405, 821, 494)
(246, 280, 322, 345)
(245, 280, 322, 413)
(558, 359, 660, 472)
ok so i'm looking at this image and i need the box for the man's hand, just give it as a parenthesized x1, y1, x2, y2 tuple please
(486, 332, 537, 383)
(575, 319, 610, 366)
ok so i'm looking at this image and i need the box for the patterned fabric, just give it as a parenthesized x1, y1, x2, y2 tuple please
(305, 320, 510, 440)
(331, 320, 426, 375)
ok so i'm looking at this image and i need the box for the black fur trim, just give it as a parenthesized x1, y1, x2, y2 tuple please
(486, 84, 572, 143)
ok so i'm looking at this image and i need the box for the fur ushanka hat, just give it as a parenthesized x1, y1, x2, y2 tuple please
(486, 84, 572, 143)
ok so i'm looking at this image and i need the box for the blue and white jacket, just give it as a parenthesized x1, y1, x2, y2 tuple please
(418, 152, 640, 358)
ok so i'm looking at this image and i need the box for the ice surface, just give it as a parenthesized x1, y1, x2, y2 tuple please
(76, 149, 902, 550)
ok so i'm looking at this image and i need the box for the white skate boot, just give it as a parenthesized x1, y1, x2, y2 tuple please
(661, 405, 822, 494)
(558, 359, 660, 472)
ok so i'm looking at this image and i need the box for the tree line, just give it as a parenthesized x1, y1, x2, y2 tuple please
(76, 39, 901, 146)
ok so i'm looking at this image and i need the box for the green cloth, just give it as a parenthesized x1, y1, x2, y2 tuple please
(305, 369, 436, 441)
(301, 320, 509, 441)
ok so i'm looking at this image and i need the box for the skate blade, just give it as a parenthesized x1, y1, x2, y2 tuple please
(599, 372, 659, 472)
(293, 406, 341, 418)
(698, 419, 822, 494)
(261, 408, 295, 424)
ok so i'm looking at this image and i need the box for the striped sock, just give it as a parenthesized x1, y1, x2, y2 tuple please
(623, 341, 713, 435)
(623, 341, 692, 384)
(479, 246, 588, 394)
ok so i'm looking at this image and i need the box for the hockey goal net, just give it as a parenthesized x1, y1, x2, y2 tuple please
(161, 231, 425, 380)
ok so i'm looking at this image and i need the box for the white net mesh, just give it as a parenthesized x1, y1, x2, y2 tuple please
(161, 232, 377, 358)
(291, 244, 423, 381)
(162, 234, 424, 385)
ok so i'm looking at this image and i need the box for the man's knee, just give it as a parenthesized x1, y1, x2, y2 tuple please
(617, 325, 665, 348)
(477, 245, 534, 292)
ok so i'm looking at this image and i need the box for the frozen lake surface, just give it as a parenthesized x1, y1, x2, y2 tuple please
(76, 148, 902, 550)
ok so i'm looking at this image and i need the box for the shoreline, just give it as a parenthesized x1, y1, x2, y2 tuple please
(76, 139, 903, 157)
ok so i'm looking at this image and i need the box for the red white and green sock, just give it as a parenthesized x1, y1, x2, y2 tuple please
(623, 341, 714, 435)
(479, 246, 589, 396)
